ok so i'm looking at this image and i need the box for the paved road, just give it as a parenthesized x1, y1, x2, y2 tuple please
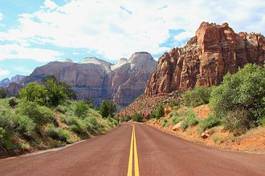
(0, 123, 265, 176)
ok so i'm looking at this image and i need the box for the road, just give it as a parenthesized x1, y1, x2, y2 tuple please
(0, 123, 265, 176)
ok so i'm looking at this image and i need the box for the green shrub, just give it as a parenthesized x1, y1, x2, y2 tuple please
(99, 100, 116, 118)
(180, 121, 188, 130)
(17, 101, 54, 125)
(75, 101, 89, 117)
(0, 88, 7, 98)
(132, 113, 143, 122)
(162, 119, 169, 128)
(121, 115, 131, 122)
(84, 117, 101, 132)
(19, 83, 47, 105)
(259, 116, 265, 127)
(182, 87, 212, 107)
(186, 110, 199, 126)
(63, 116, 87, 135)
(13, 115, 35, 136)
(0, 127, 6, 139)
(171, 116, 181, 125)
(180, 110, 198, 131)
(150, 104, 164, 119)
(9, 98, 18, 108)
(47, 125, 71, 143)
(55, 105, 67, 114)
(199, 115, 220, 132)
(224, 109, 254, 135)
(210, 64, 265, 132)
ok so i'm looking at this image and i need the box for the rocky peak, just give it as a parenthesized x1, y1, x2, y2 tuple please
(145, 22, 265, 96)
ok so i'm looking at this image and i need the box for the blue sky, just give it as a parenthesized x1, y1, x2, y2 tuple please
(0, 0, 265, 80)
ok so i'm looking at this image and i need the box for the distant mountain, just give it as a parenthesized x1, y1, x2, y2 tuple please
(23, 52, 156, 106)
(0, 75, 25, 88)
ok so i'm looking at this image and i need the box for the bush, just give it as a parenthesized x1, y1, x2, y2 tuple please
(84, 117, 101, 132)
(182, 87, 212, 107)
(210, 64, 265, 132)
(181, 110, 198, 131)
(75, 101, 89, 117)
(199, 115, 220, 132)
(132, 113, 143, 122)
(0, 127, 5, 140)
(0, 88, 7, 98)
(19, 83, 47, 105)
(63, 116, 87, 135)
(13, 115, 35, 136)
(150, 104, 164, 119)
(17, 101, 54, 125)
(99, 100, 116, 118)
(47, 125, 71, 143)
(224, 109, 254, 135)
(162, 119, 169, 128)
(9, 98, 18, 108)
(171, 116, 182, 125)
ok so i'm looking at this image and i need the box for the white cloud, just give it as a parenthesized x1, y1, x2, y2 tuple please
(0, 0, 265, 61)
(0, 13, 3, 21)
(43, 0, 58, 9)
(0, 44, 61, 62)
(0, 68, 9, 77)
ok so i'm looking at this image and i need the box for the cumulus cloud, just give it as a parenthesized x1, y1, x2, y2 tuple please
(0, 68, 9, 77)
(0, 0, 265, 61)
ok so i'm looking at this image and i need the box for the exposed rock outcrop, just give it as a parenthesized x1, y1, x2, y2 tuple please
(23, 52, 156, 106)
(145, 22, 265, 96)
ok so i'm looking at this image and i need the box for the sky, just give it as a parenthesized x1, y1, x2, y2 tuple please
(0, 0, 265, 80)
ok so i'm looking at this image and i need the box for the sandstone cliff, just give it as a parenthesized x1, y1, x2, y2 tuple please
(145, 22, 265, 96)
(23, 52, 156, 106)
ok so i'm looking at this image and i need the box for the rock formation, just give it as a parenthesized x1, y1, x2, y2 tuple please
(23, 52, 156, 106)
(145, 22, 265, 96)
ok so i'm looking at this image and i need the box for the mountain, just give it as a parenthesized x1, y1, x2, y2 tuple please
(145, 22, 265, 96)
(0, 75, 25, 88)
(23, 52, 156, 106)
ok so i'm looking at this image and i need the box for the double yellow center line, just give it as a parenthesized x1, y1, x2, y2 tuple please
(127, 125, 140, 176)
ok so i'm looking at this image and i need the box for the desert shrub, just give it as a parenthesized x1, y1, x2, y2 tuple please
(108, 118, 118, 127)
(47, 125, 71, 143)
(186, 110, 199, 126)
(121, 115, 131, 122)
(182, 87, 212, 107)
(13, 115, 35, 136)
(99, 100, 117, 118)
(63, 116, 87, 135)
(19, 83, 47, 105)
(132, 113, 143, 122)
(75, 101, 89, 117)
(9, 98, 18, 108)
(259, 116, 265, 127)
(17, 101, 54, 125)
(210, 64, 265, 132)
(199, 115, 220, 132)
(84, 117, 101, 133)
(150, 104, 164, 119)
(0, 108, 15, 130)
(171, 116, 182, 125)
(0, 88, 7, 98)
(162, 119, 169, 128)
(55, 105, 67, 114)
(224, 109, 254, 135)
(180, 121, 189, 130)
(0, 127, 5, 139)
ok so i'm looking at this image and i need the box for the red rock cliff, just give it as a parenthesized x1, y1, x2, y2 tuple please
(145, 22, 265, 96)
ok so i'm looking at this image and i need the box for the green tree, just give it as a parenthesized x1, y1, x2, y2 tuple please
(210, 64, 265, 133)
(44, 76, 74, 107)
(150, 104, 164, 119)
(0, 88, 7, 98)
(99, 100, 116, 118)
(19, 82, 47, 105)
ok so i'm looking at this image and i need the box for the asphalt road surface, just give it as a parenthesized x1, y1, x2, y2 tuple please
(1, 123, 265, 176)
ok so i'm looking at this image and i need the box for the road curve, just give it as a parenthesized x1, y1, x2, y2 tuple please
(0, 123, 265, 176)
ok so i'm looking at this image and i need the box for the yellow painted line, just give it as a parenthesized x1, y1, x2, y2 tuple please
(127, 125, 134, 176)
(133, 125, 140, 176)
(127, 125, 140, 176)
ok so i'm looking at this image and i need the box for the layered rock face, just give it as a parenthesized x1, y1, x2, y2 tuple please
(24, 52, 156, 106)
(145, 22, 265, 96)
